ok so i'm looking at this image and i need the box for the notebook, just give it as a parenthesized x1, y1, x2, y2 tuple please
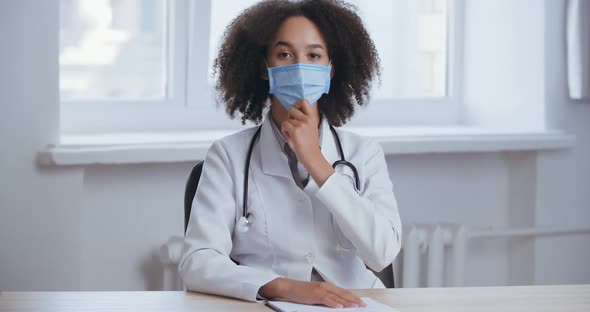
(265, 297, 400, 312)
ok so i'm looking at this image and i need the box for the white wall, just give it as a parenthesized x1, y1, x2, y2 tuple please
(534, 0, 590, 284)
(1, 0, 588, 291)
(79, 164, 190, 290)
(0, 0, 82, 290)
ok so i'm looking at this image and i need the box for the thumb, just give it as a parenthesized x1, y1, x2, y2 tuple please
(285, 137, 294, 151)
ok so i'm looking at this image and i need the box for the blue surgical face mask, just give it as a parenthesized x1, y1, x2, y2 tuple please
(267, 62, 332, 111)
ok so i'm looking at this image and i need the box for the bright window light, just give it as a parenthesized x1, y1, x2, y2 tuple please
(59, 0, 168, 100)
(209, 0, 449, 99)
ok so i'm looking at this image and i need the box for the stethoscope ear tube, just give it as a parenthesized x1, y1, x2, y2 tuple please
(329, 125, 360, 192)
(243, 126, 263, 219)
(332, 160, 360, 191)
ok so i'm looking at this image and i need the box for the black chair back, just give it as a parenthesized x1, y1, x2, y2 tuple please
(184, 161, 204, 233)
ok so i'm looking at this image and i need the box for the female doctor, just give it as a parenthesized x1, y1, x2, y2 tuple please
(179, 0, 402, 308)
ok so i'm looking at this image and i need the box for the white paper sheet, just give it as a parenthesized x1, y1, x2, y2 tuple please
(265, 297, 400, 312)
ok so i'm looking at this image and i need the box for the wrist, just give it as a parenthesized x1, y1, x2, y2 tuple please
(300, 147, 324, 168)
(260, 277, 288, 299)
(306, 157, 335, 188)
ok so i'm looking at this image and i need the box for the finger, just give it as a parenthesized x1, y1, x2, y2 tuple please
(328, 285, 365, 307)
(281, 121, 295, 140)
(294, 99, 305, 110)
(281, 120, 300, 139)
(301, 99, 313, 116)
(324, 293, 360, 309)
(295, 99, 313, 116)
(322, 294, 346, 309)
(287, 106, 308, 122)
(283, 118, 303, 128)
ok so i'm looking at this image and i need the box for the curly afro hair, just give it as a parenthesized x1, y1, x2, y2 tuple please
(213, 0, 381, 126)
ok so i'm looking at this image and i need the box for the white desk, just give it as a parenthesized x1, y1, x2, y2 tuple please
(1, 284, 589, 311)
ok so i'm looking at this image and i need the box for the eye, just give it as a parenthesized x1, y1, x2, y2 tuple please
(278, 51, 293, 59)
(309, 53, 321, 60)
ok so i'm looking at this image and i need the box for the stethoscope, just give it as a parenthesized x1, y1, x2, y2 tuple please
(237, 123, 359, 232)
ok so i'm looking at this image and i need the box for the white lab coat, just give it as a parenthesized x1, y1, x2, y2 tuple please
(179, 116, 402, 301)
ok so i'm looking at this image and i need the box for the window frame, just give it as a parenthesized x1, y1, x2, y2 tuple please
(347, 0, 464, 127)
(60, 0, 191, 133)
(60, 0, 465, 134)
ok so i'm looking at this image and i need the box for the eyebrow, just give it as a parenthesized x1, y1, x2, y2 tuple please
(273, 41, 325, 50)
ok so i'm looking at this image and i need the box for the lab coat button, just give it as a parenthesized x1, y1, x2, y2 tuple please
(305, 253, 314, 263)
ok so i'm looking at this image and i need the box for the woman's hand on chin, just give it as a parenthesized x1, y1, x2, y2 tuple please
(281, 100, 335, 187)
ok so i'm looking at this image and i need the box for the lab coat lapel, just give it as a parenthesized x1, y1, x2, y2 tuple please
(259, 116, 293, 179)
(319, 118, 340, 171)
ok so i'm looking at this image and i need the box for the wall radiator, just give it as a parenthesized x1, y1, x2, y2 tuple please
(160, 225, 590, 290)
(401, 224, 590, 288)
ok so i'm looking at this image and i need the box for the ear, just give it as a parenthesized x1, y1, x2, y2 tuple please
(330, 66, 335, 79)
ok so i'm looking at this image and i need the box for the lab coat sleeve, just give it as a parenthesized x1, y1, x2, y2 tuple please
(178, 140, 280, 302)
(314, 138, 402, 272)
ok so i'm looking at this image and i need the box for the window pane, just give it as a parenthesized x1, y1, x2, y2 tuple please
(353, 0, 448, 98)
(208, 0, 449, 99)
(208, 0, 260, 82)
(60, 0, 168, 100)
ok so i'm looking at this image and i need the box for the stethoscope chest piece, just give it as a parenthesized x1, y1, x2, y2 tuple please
(237, 213, 255, 233)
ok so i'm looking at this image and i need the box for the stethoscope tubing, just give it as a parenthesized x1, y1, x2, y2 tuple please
(240, 123, 359, 225)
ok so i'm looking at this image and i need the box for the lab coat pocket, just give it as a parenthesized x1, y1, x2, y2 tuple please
(331, 214, 356, 251)
(232, 185, 270, 254)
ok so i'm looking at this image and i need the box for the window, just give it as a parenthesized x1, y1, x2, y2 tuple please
(60, 0, 168, 99)
(209, 0, 451, 99)
(60, 0, 462, 133)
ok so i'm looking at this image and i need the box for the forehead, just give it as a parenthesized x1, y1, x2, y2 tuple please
(271, 16, 327, 48)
